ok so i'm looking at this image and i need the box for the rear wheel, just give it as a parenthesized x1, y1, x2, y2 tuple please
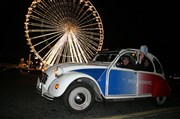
(153, 96, 167, 105)
(63, 82, 95, 113)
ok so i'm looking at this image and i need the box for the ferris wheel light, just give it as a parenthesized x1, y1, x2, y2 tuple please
(30, 46, 34, 49)
(28, 8, 32, 11)
(30, 49, 34, 52)
(26, 38, 30, 41)
(37, 0, 41, 3)
(25, 14, 30, 18)
(24, 22, 29, 26)
(25, 34, 29, 38)
(35, 56, 38, 59)
(32, 1, 37, 4)
(25, 30, 29, 34)
(32, 5, 36, 8)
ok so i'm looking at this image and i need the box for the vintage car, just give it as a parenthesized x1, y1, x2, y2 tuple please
(36, 48, 171, 113)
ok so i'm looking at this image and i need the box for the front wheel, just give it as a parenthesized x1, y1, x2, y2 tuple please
(153, 96, 167, 105)
(63, 82, 95, 113)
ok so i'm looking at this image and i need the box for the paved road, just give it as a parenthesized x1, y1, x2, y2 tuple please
(0, 70, 180, 119)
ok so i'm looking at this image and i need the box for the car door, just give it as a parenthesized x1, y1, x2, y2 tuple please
(108, 69, 137, 95)
(107, 52, 138, 96)
(136, 71, 154, 95)
(136, 56, 154, 96)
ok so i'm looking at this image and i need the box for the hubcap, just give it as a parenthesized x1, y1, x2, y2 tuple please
(74, 93, 86, 104)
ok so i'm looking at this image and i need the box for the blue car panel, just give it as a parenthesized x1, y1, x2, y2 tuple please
(108, 69, 137, 95)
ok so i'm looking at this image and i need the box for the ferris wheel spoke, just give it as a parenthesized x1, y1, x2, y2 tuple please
(76, 6, 92, 22)
(34, 34, 62, 54)
(78, 37, 98, 52)
(70, 35, 84, 63)
(28, 15, 61, 29)
(71, 1, 82, 19)
(77, 38, 99, 58)
(57, 1, 75, 19)
(76, 31, 100, 54)
(52, 4, 66, 21)
(40, 1, 63, 21)
(79, 22, 100, 29)
(42, 32, 69, 65)
(66, 37, 91, 62)
(73, 35, 88, 62)
(75, 1, 87, 20)
(78, 32, 100, 47)
(29, 31, 60, 40)
(77, 11, 97, 26)
(28, 28, 58, 33)
(31, 8, 61, 27)
(79, 29, 102, 38)
(27, 22, 57, 29)
(80, 42, 98, 58)
(33, 33, 60, 47)
(68, 37, 76, 62)
(77, 16, 96, 26)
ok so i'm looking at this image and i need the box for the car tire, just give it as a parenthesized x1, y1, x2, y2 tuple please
(153, 96, 167, 106)
(63, 82, 95, 113)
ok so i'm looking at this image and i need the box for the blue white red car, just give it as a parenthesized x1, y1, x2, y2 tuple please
(36, 48, 171, 113)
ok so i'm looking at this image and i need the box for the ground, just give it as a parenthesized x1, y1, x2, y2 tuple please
(0, 69, 180, 119)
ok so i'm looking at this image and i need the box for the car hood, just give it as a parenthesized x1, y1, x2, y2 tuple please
(43, 62, 110, 81)
(58, 62, 110, 72)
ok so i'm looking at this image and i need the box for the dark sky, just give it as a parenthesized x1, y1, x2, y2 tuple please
(0, 0, 179, 73)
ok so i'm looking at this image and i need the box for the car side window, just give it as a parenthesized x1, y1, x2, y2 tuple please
(153, 58, 163, 74)
(116, 53, 136, 69)
(93, 52, 118, 62)
(142, 56, 154, 72)
(109, 54, 117, 62)
(95, 54, 109, 62)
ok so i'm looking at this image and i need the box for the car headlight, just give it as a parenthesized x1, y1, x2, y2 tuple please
(54, 66, 63, 77)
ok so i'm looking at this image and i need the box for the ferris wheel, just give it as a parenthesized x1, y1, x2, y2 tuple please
(24, 0, 104, 66)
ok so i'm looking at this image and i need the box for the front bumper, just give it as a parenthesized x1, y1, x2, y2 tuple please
(36, 77, 54, 101)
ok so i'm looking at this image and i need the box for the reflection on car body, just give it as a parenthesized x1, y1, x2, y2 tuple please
(36, 48, 171, 113)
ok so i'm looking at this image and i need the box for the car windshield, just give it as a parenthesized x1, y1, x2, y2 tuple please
(92, 51, 119, 62)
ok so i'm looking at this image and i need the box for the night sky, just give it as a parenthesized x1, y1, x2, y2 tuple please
(0, 0, 179, 74)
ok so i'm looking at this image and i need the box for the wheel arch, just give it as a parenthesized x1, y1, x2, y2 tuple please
(48, 72, 103, 101)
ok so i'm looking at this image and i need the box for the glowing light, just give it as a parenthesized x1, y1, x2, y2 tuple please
(55, 84, 59, 89)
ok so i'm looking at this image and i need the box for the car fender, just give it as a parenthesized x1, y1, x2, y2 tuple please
(48, 71, 99, 97)
(152, 78, 171, 96)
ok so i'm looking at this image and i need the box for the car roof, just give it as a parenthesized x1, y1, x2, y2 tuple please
(99, 48, 158, 61)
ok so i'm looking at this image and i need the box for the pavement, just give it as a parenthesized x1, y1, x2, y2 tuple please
(0, 69, 180, 119)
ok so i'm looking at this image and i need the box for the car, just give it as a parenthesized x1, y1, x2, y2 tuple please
(168, 72, 180, 94)
(36, 48, 171, 113)
(169, 72, 180, 85)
